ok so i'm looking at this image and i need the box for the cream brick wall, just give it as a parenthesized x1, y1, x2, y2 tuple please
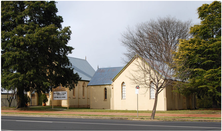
(112, 57, 167, 111)
(89, 85, 112, 109)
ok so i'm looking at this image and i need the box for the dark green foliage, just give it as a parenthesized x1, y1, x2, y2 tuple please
(1, 1, 81, 108)
(38, 93, 43, 106)
(41, 94, 48, 104)
(197, 94, 213, 108)
(24, 95, 30, 105)
(173, 1, 221, 108)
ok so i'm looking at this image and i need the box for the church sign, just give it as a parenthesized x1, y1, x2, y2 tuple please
(53, 91, 67, 100)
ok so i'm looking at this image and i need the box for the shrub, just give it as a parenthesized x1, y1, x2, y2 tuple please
(41, 94, 48, 103)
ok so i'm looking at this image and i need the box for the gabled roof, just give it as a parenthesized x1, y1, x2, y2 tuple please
(87, 55, 175, 86)
(87, 67, 123, 86)
(112, 55, 138, 82)
(68, 57, 95, 81)
(112, 54, 175, 82)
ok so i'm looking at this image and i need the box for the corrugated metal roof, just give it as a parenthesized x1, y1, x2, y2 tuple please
(88, 67, 123, 86)
(68, 57, 95, 81)
(1, 88, 15, 94)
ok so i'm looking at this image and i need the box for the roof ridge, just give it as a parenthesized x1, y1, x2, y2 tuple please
(98, 66, 124, 69)
(68, 56, 86, 61)
(68, 56, 95, 81)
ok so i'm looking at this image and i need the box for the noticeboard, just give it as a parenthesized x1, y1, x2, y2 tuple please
(53, 91, 67, 100)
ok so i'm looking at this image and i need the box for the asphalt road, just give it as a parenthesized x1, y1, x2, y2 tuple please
(1, 116, 221, 130)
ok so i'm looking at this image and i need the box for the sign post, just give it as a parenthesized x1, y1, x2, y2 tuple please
(67, 90, 69, 109)
(135, 86, 140, 117)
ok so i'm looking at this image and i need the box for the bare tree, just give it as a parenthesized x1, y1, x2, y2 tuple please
(7, 89, 16, 107)
(122, 16, 191, 63)
(2, 87, 17, 107)
(121, 16, 191, 119)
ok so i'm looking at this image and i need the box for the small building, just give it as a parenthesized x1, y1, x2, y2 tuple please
(88, 55, 196, 111)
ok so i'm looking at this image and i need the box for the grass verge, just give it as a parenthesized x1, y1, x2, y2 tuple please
(2, 106, 221, 114)
(2, 106, 221, 122)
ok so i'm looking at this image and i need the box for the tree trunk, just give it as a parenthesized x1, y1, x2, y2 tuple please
(151, 92, 158, 119)
(16, 87, 26, 109)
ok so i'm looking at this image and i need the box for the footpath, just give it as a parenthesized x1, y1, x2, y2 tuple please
(1, 110, 221, 122)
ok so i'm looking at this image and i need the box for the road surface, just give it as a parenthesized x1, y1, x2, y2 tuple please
(2, 116, 221, 130)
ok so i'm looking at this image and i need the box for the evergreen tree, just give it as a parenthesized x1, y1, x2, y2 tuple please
(1, 1, 80, 108)
(173, 1, 221, 107)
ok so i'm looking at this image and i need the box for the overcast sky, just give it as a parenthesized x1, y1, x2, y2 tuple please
(56, 1, 212, 70)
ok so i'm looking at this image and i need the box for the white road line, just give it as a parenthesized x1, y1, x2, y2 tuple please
(2, 119, 220, 129)
(2, 119, 52, 123)
(16, 120, 53, 123)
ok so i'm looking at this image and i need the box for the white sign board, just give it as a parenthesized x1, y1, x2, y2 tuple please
(53, 91, 67, 100)
(135, 86, 140, 94)
(135, 89, 139, 94)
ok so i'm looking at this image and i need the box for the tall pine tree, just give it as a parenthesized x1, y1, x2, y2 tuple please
(173, 1, 221, 107)
(1, 1, 80, 108)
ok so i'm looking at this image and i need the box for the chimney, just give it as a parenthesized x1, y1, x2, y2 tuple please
(97, 65, 99, 70)
(85, 56, 87, 61)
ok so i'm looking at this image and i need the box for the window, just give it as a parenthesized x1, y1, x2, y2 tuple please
(104, 88, 107, 100)
(82, 82, 85, 97)
(122, 82, 126, 99)
(73, 88, 75, 97)
(150, 82, 155, 99)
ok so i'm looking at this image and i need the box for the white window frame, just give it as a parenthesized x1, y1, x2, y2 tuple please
(150, 82, 155, 99)
(122, 82, 126, 100)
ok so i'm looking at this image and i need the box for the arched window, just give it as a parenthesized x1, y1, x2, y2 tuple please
(121, 82, 126, 99)
(104, 88, 107, 100)
(73, 88, 75, 97)
(82, 82, 85, 97)
(150, 82, 155, 99)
